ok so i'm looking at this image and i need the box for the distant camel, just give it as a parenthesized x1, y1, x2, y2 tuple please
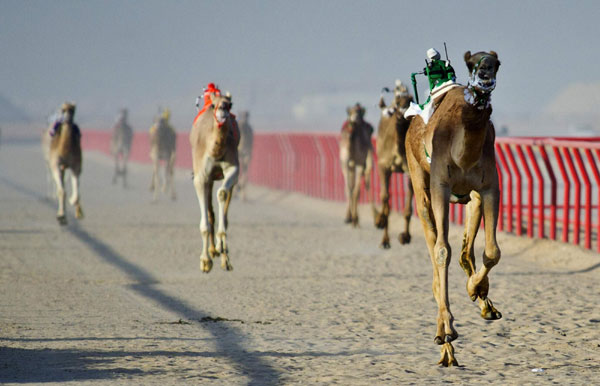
(339, 103, 374, 227)
(373, 81, 414, 248)
(236, 111, 254, 201)
(42, 102, 83, 225)
(190, 93, 239, 273)
(405, 50, 502, 366)
(149, 109, 176, 201)
(110, 109, 133, 187)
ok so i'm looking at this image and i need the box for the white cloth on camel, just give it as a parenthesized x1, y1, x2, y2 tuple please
(403, 80, 461, 124)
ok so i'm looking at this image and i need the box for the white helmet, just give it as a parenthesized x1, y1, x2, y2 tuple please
(427, 48, 441, 60)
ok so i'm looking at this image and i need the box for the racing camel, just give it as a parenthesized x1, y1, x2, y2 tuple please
(149, 109, 177, 201)
(42, 102, 83, 225)
(373, 81, 414, 248)
(190, 93, 239, 273)
(110, 108, 133, 187)
(236, 111, 254, 201)
(339, 103, 374, 227)
(405, 51, 502, 366)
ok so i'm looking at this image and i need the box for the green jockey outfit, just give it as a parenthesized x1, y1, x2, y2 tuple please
(410, 48, 456, 108)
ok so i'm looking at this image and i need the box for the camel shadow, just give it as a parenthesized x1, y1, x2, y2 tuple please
(0, 175, 282, 386)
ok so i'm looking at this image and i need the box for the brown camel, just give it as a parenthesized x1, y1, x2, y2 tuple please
(405, 51, 502, 366)
(236, 111, 254, 201)
(110, 108, 133, 187)
(373, 81, 414, 248)
(42, 102, 83, 225)
(339, 103, 374, 227)
(190, 93, 239, 273)
(149, 108, 176, 201)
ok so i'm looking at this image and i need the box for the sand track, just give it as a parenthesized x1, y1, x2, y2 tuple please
(0, 142, 599, 385)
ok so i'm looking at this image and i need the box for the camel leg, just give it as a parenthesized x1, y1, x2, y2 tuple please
(69, 172, 84, 219)
(112, 155, 119, 185)
(215, 164, 238, 271)
(375, 166, 391, 248)
(122, 152, 129, 188)
(168, 152, 176, 201)
(460, 191, 481, 278)
(150, 157, 159, 201)
(430, 181, 458, 344)
(467, 188, 502, 320)
(398, 178, 413, 245)
(207, 180, 217, 259)
(52, 166, 67, 225)
(193, 174, 212, 273)
(45, 163, 56, 200)
(350, 165, 363, 227)
(341, 160, 354, 224)
(408, 152, 457, 367)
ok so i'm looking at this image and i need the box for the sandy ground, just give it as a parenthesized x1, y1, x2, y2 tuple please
(0, 141, 599, 385)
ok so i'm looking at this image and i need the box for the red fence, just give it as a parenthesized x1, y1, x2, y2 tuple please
(82, 130, 600, 252)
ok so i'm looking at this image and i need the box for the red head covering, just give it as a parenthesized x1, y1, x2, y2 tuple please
(194, 83, 222, 124)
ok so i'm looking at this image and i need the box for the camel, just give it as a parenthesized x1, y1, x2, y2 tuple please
(405, 50, 502, 366)
(236, 111, 254, 201)
(149, 109, 177, 201)
(190, 93, 239, 273)
(42, 102, 83, 225)
(373, 81, 414, 248)
(339, 103, 374, 227)
(110, 108, 133, 187)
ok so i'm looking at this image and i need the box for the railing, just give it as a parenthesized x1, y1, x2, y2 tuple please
(81, 130, 600, 252)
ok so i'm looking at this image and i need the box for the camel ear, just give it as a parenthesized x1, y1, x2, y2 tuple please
(464, 51, 474, 72)
(379, 96, 386, 109)
(489, 51, 498, 58)
(360, 107, 366, 116)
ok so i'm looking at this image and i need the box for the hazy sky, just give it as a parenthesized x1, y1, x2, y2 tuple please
(2, 0, 599, 132)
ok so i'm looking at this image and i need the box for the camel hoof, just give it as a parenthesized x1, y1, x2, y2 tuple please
(200, 258, 213, 273)
(398, 232, 411, 245)
(221, 255, 233, 271)
(352, 218, 359, 228)
(438, 343, 459, 367)
(380, 241, 391, 249)
(481, 298, 502, 320)
(374, 215, 387, 229)
(57, 215, 67, 226)
(75, 207, 84, 219)
(344, 216, 352, 224)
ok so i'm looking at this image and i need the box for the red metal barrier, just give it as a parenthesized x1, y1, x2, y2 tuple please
(81, 129, 600, 252)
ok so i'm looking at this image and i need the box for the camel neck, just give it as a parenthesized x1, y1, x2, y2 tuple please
(450, 104, 491, 171)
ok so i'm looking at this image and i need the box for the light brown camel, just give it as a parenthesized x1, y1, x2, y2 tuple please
(373, 81, 414, 248)
(236, 111, 254, 201)
(149, 109, 176, 201)
(190, 93, 239, 273)
(339, 103, 374, 227)
(42, 102, 83, 225)
(110, 108, 133, 187)
(405, 51, 502, 366)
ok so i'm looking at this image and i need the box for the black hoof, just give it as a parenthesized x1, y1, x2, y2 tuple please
(57, 215, 67, 226)
(398, 232, 411, 245)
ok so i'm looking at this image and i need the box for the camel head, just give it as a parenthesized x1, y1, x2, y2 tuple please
(347, 103, 365, 126)
(60, 102, 76, 123)
(380, 81, 411, 118)
(464, 51, 501, 94)
(393, 80, 412, 110)
(211, 93, 233, 127)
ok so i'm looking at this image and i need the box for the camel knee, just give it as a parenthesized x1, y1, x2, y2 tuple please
(217, 188, 228, 202)
(483, 246, 501, 268)
(434, 243, 451, 267)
